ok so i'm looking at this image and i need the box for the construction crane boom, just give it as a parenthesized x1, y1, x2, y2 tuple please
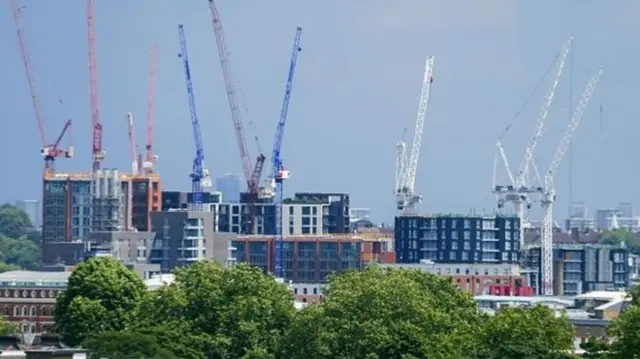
(178, 24, 209, 211)
(87, 0, 104, 171)
(516, 36, 573, 187)
(273, 26, 302, 279)
(10, 0, 45, 146)
(126, 113, 138, 174)
(207, 0, 252, 182)
(540, 67, 603, 295)
(207, 0, 264, 233)
(144, 44, 157, 173)
(395, 56, 435, 213)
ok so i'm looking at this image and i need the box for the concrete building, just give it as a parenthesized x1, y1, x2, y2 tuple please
(232, 234, 362, 283)
(41, 171, 161, 263)
(215, 173, 241, 203)
(395, 213, 520, 265)
(149, 210, 232, 272)
(40, 231, 161, 280)
(14, 200, 39, 230)
(216, 192, 350, 235)
(523, 243, 629, 296)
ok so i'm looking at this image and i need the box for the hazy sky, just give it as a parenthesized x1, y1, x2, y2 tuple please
(1, 0, 638, 224)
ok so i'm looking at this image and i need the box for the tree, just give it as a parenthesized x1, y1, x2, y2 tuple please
(280, 265, 482, 359)
(54, 257, 147, 346)
(475, 305, 576, 359)
(600, 229, 640, 253)
(139, 261, 295, 359)
(0, 204, 33, 239)
(0, 235, 39, 268)
(82, 331, 175, 359)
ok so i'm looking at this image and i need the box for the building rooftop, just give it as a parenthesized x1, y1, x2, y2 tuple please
(397, 212, 519, 219)
(236, 234, 362, 241)
(0, 271, 71, 287)
(473, 295, 575, 307)
(144, 274, 175, 290)
(574, 290, 628, 302)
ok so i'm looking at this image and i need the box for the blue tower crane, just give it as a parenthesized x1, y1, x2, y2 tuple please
(273, 27, 302, 279)
(178, 24, 207, 211)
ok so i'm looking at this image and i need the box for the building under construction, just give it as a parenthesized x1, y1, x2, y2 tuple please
(41, 170, 161, 262)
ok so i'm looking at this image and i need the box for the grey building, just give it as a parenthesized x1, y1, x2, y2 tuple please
(395, 214, 521, 264)
(523, 243, 629, 296)
(215, 173, 241, 203)
(217, 192, 350, 235)
(150, 210, 232, 272)
(161, 191, 222, 211)
(41, 231, 160, 280)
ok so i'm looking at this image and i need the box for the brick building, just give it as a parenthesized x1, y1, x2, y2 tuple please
(0, 271, 71, 334)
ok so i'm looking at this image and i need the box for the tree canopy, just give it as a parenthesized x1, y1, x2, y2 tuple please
(599, 228, 640, 254)
(0, 203, 40, 270)
(55, 260, 586, 358)
(54, 256, 147, 346)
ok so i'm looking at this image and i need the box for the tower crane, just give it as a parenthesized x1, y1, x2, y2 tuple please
(10, 0, 74, 173)
(126, 112, 140, 174)
(207, 0, 265, 234)
(178, 24, 211, 211)
(395, 56, 434, 214)
(271, 27, 302, 279)
(143, 44, 158, 174)
(493, 37, 572, 244)
(87, 0, 105, 171)
(539, 67, 603, 295)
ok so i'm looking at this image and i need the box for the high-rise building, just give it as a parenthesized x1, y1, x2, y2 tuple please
(215, 174, 241, 203)
(617, 202, 634, 218)
(394, 213, 521, 264)
(15, 200, 39, 229)
(216, 192, 350, 235)
(41, 170, 161, 263)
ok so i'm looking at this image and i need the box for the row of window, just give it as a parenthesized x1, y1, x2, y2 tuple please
(0, 289, 59, 299)
(2, 305, 54, 317)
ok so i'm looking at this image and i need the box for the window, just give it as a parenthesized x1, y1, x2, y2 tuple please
(464, 241, 470, 250)
(464, 231, 470, 240)
(452, 232, 458, 240)
(312, 207, 317, 215)
(449, 251, 456, 260)
(505, 242, 511, 250)
(302, 206, 311, 215)
(289, 206, 294, 215)
(502, 252, 508, 261)
(462, 252, 468, 261)
(464, 220, 470, 229)
(452, 242, 458, 250)
(451, 219, 457, 228)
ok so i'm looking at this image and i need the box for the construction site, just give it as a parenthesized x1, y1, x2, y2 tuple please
(11, 0, 625, 298)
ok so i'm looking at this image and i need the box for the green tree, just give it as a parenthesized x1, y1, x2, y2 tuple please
(54, 257, 147, 346)
(600, 229, 639, 253)
(475, 305, 576, 359)
(280, 265, 482, 359)
(139, 261, 295, 359)
(0, 235, 40, 268)
(0, 204, 33, 239)
(82, 330, 175, 359)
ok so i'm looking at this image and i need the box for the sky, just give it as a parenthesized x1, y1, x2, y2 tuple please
(0, 0, 639, 225)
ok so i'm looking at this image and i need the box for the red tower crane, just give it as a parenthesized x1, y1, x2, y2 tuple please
(207, 0, 265, 234)
(87, 0, 104, 171)
(144, 44, 158, 174)
(10, 0, 73, 173)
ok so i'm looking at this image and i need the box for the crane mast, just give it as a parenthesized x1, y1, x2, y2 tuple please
(178, 24, 210, 212)
(87, 0, 104, 171)
(126, 112, 139, 174)
(493, 37, 572, 243)
(395, 56, 434, 214)
(272, 27, 302, 279)
(144, 44, 158, 173)
(539, 67, 603, 295)
(207, 0, 263, 233)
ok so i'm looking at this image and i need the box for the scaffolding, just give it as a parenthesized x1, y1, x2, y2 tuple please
(91, 169, 125, 232)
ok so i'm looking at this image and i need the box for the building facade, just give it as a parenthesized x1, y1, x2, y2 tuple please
(215, 174, 241, 203)
(523, 243, 629, 296)
(149, 210, 231, 272)
(395, 214, 520, 264)
(217, 192, 350, 235)
(232, 234, 362, 283)
(15, 200, 39, 230)
(160, 191, 221, 211)
(0, 271, 70, 334)
(42, 171, 161, 263)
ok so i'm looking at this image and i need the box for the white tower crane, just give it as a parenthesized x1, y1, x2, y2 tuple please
(395, 56, 434, 214)
(493, 37, 573, 243)
(539, 67, 603, 295)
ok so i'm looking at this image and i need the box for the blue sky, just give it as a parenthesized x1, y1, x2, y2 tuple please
(1, 0, 638, 224)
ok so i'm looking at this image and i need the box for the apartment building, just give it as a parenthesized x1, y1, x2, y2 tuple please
(395, 213, 521, 264)
(232, 234, 362, 283)
(149, 210, 232, 272)
(523, 243, 629, 295)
